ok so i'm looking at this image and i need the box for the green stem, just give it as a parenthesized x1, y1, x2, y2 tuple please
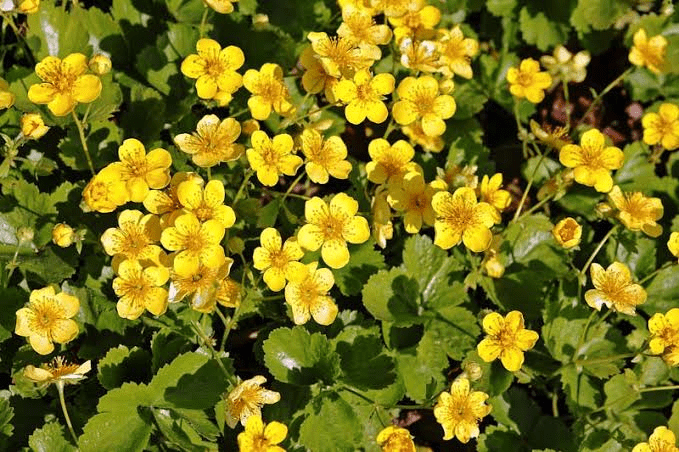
(512, 147, 548, 221)
(513, 99, 529, 159)
(57, 382, 78, 445)
(199, 7, 209, 37)
(231, 108, 249, 118)
(215, 307, 230, 351)
(573, 310, 597, 362)
(219, 304, 240, 351)
(578, 226, 616, 280)
(281, 172, 305, 204)
(576, 67, 633, 127)
(383, 117, 396, 140)
(639, 384, 679, 393)
(206, 166, 212, 181)
(639, 261, 673, 285)
(562, 79, 571, 130)
(283, 102, 338, 127)
(233, 169, 254, 205)
(517, 192, 556, 220)
(573, 353, 635, 367)
(71, 111, 95, 175)
(191, 320, 237, 386)
(0, 11, 35, 65)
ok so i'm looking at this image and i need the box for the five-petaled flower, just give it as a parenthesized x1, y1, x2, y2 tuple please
(299, 128, 352, 184)
(237, 415, 287, 452)
(82, 165, 130, 213)
(253, 228, 306, 292)
(177, 179, 236, 228)
(506, 58, 552, 104)
(479, 173, 511, 214)
(366, 138, 418, 186)
(243, 63, 295, 120)
(112, 259, 169, 320)
(387, 171, 437, 233)
(392, 75, 456, 136)
(585, 262, 646, 315)
(174, 115, 244, 167)
(307, 32, 374, 78)
(181, 39, 244, 103)
(168, 260, 235, 313)
(337, 5, 392, 60)
(632, 426, 679, 452)
(642, 103, 679, 151)
(24, 357, 91, 387)
(376, 425, 416, 452)
(335, 69, 395, 125)
(629, 28, 667, 74)
(477, 310, 539, 372)
(433, 377, 491, 443)
(284, 261, 338, 325)
(608, 185, 664, 237)
(246, 131, 303, 187)
(648, 309, 679, 367)
(559, 129, 624, 193)
(436, 26, 479, 79)
(100, 209, 163, 265)
(297, 193, 370, 269)
(225, 375, 281, 428)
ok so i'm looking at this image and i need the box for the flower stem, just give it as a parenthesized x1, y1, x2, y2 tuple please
(562, 79, 571, 129)
(578, 226, 616, 281)
(513, 99, 529, 159)
(57, 381, 79, 445)
(512, 147, 548, 221)
(639, 261, 674, 285)
(573, 352, 636, 367)
(233, 169, 254, 205)
(517, 192, 556, 220)
(71, 111, 95, 176)
(639, 384, 679, 393)
(199, 7, 209, 37)
(281, 172, 305, 204)
(576, 67, 633, 127)
(218, 304, 240, 352)
(191, 320, 237, 386)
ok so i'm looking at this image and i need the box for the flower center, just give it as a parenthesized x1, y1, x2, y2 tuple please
(319, 214, 345, 240)
(29, 299, 63, 333)
(408, 87, 436, 115)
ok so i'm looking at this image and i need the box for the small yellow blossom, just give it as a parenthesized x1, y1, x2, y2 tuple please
(585, 262, 646, 315)
(284, 261, 337, 325)
(18, 0, 40, 13)
(506, 58, 552, 104)
(642, 103, 679, 151)
(107, 138, 172, 203)
(399, 38, 439, 73)
(15, 287, 80, 355)
(88, 54, 111, 75)
(307, 32, 373, 78)
(297, 193, 370, 269)
(82, 165, 129, 213)
(436, 26, 478, 79)
(482, 253, 505, 279)
(21, 113, 49, 139)
(370, 0, 411, 18)
(668, 232, 679, 262)
(238, 415, 287, 452)
(174, 115, 244, 168)
(530, 119, 570, 150)
(177, 179, 236, 228)
(372, 185, 393, 249)
(253, 228, 306, 292)
(144, 172, 204, 226)
(608, 185, 663, 237)
(24, 357, 91, 387)
(648, 309, 679, 366)
(337, 5, 392, 59)
(160, 212, 226, 277)
(247, 131, 303, 187)
(52, 223, 76, 248)
(366, 139, 417, 186)
(0, 78, 14, 109)
(540, 45, 590, 86)
(376, 426, 416, 452)
(112, 259, 169, 320)
(433, 377, 491, 443)
(479, 173, 511, 213)
(243, 63, 295, 120)
(431, 187, 498, 252)
(552, 217, 582, 249)
(28, 53, 102, 116)
(300, 128, 352, 184)
(204, 0, 238, 14)
(393, 75, 456, 136)
(558, 129, 624, 193)
(225, 375, 281, 428)
(633, 426, 679, 452)
(335, 70, 395, 125)
(299, 46, 339, 102)
(217, 277, 241, 308)
(168, 260, 234, 313)
(387, 171, 437, 233)
(629, 28, 667, 74)
(477, 311, 538, 372)
(181, 39, 244, 102)
(100, 209, 163, 263)
(389, 0, 441, 42)
(402, 121, 444, 153)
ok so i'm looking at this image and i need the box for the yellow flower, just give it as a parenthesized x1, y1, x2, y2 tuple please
(402, 121, 444, 153)
(88, 54, 111, 75)
(477, 311, 538, 372)
(18, 0, 40, 13)
(181, 39, 244, 102)
(21, 113, 49, 139)
(558, 129, 624, 193)
(392, 75, 455, 136)
(0, 78, 15, 109)
(530, 119, 570, 150)
(284, 261, 338, 325)
(299, 128, 352, 184)
(389, 0, 440, 43)
(238, 415, 287, 452)
(28, 53, 102, 116)
(24, 357, 91, 386)
(297, 193, 370, 269)
(168, 260, 234, 313)
(82, 165, 129, 213)
(307, 32, 373, 78)
(648, 309, 679, 366)
(177, 179, 236, 228)
(299, 46, 339, 102)
(174, 115, 244, 168)
(246, 131, 303, 187)
(144, 172, 204, 225)
(107, 138, 172, 203)
(100, 209, 163, 263)
(608, 185, 664, 237)
(629, 28, 667, 74)
(540, 45, 590, 86)
(633, 426, 679, 452)
(376, 425, 415, 452)
(372, 185, 393, 249)
(387, 171, 437, 233)
(642, 103, 679, 151)
(585, 262, 646, 315)
(479, 173, 511, 213)
(370, 0, 411, 18)
(335, 70, 395, 125)
(669, 232, 679, 262)
(433, 377, 491, 443)
(431, 187, 498, 252)
(337, 5, 392, 59)
(506, 58, 552, 104)
(366, 138, 417, 186)
(552, 217, 582, 249)
(112, 259, 169, 320)
(253, 228, 305, 292)
(225, 375, 281, 428)
(160, 212, 226, 277)
(52, 223, 76, 248)
(15, 286, 80, 355)
(204, 0, 238, 14)
(243, 63, 295, 120)
(436, 26, 478, 80)
(217, 277, 241, 308)
(399, 38, 439, 73)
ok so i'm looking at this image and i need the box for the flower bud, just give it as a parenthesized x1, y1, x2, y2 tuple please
(439, 78, 454, 94)
(0, 78, 15, 109)
(240, 119, 260, 136)
(252, 14, 270, 31)
(595, 202, 615, 219)
(21, 113, 49, 140)
(88, 54, 112, 75)
(483, 255, 505, 279)
(16, 226, 34, 243)
(552, 217, 582, 249)
(462, 361, 483, 381)
(52, 223, 76, 248)
(228, 236, 244, 254)
(18, 0, 40, 14)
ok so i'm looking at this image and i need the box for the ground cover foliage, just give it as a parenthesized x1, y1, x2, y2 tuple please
(1, 0, 679, 450)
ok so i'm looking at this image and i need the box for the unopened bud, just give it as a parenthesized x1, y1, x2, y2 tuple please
(52, 223, 76, 248)
(483, 255, 505, 279)
(21, 113, 49, 139)
(252, 14, 269, 30)
(18, 0, 40, 14)
(17, 226, 34, 243)
(463, 361, 483, 381)
(88, 54, 111, 75)
(228, 237, 244, 254)
(240, 119, 260, 136)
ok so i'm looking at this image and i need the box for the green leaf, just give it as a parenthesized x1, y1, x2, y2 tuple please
(28, 422, 75, 452)
(519, 6, 570, 51)
(486, 0, 517, 17)
(560, 366, 602, 412)
(333, 327, 397, 390)
(150, 408, 216, 451)
(463, 350, 513, 397)
(98, 345, 152, 390)
(0, 397, 13, 446)
(362, 268, 420, 325)
(332, 242, 385, 296)
(605, 231, 657, 280)
(263, 327, 341, 385)
(18, 248, 77, 284)
(644, 265, 679, 315)
(451, 79, 488, 120)
(26, 3, 90, 59)
(603, 370, 640, 412)
(570, 0, 629, 33)
(0, 288, 26, 343)
(425, 307, 479, 361)
(395, 329, 449, 402)
(614, 142, 658, 192)
(298, 392, 362, 452)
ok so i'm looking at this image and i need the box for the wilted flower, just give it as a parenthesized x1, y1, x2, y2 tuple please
(225, 376, 281, 428)
(24, 357, 91, 387)
(540, 45, 590, 86)
(585, 262, 646, 315)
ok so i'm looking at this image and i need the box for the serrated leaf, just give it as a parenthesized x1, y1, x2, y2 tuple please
(425, 307, 479, 360)
(298, 392, 362, 452)
(28, 422, 75, 452)
(98, 345, 152, 390)
(519, 6, 570, 51)
(362, 268, 420, 325)
(452, 79, 488, 120)
(333, 328, 396, 390)
(394, 330, 448, 402)
(26, 3, 90, 59)
(0, 397, 13, 443)
(603, 370, 640, 412)
(79, 409, 152, 452)
(644, 266, 679, 315)
(263, 327, 341, 385)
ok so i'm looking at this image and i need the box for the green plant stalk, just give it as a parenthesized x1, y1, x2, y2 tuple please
(199, 7, 209, 37)
(71, 111, 96, 176)
(639, 384, 679, 393)
(513, 145, 548, 221)
(578, 226, 616, 280)
(639, 261, 674, 285)
(281, 172, 305, 205)
(191, 320, 237, 386)
(517, 192, 556, 220)
(513, 99, 529, 159)
(576, 67, 633, 126)
(233, 169, 255, 205)
(562, 80, 571, 129)
(57, 381, 79, 445)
